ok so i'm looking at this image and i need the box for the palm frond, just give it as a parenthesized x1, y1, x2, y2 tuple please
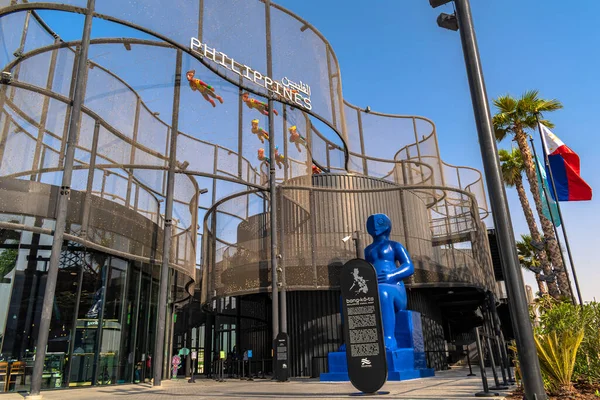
(516, 234, 541, 269)
(522, 115, 539, 131)
(499, 148, 524, 186)
(521, 89, 541, 105)
(492, 112, 514, 141)
(493, 95, 518, 114)
(494, 127, 510, 142)
(535, 99, 563, 113)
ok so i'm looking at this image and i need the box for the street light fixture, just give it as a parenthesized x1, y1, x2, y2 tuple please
(437, 13, 458, 31)
(429, 0, 453, 7)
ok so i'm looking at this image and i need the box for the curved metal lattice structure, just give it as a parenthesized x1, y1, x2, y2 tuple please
(1, 0, 494, 325)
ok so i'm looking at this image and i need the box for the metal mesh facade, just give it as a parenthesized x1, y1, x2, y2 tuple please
(1, 0, 497, 386)
(0, 0, 494, 301)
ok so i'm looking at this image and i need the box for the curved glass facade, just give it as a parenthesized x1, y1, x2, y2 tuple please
(0, 236, 160, 388)
(0, 0, 500, 390)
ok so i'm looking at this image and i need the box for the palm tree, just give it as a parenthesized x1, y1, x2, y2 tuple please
(493, 90, 571, 298)
(500, 149, 559, 298)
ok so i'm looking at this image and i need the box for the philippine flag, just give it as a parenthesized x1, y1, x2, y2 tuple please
(540, 125, 592, 201)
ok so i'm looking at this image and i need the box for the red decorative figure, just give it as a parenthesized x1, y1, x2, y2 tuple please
(312, 165, 322, 175)
(186, 70, 223, 107)
(242, 92, 278, 116)
(257, 148, 270, 164)
(251, 119, 270, 143)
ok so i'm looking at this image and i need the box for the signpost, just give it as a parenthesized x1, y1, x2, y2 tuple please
(274, 332, 290, 382)
(217, 350, 226, 382)
(340, 259, 387, 394)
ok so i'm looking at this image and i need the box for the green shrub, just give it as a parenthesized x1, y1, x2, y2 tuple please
(535, 330, 584, 393)
(534, 297, 600, 384)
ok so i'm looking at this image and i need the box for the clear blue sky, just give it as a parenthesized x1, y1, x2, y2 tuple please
(33, 1, 599, 301)
(273, 0, 599, 301)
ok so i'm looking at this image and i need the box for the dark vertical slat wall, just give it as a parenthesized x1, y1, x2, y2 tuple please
(407, 289, 447, 370)
(285, 290, 341, 377)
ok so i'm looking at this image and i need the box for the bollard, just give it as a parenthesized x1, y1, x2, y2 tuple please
(248, 359, 254, 381)
(494, 336, 509, 386)
(262, 358, 266, 379)
(465, 345, 476, 376)
(241, 359, 246, 380)
(474, 328, 500, 397)
(499, 331, 515, 384)
(188, 357, 196, 383)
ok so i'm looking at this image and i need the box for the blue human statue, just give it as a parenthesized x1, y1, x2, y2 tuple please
(365, 213, 415, 350)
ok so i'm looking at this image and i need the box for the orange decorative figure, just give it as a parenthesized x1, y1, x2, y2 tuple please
(312, 165, 322, 175)
(288, 125, 307, 152)
(251, 119, 270, 143)
(257, 148, 270, 164)
(186, 70, 223, 107)
(274, 146, 287, 169)
(242, 92, 278, 116)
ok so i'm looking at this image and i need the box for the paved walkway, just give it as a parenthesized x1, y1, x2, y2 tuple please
(6, 368, 512, 399)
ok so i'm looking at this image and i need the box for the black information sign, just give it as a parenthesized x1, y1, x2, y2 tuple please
(274, 332, 289, 382)
(341, 258, 387, 394)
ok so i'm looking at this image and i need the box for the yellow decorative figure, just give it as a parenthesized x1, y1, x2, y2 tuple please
(251, 119, 270, 143)
(288, 125, 307, 152)
(242, 92, 278, 116)
(186, 70, 223, 107)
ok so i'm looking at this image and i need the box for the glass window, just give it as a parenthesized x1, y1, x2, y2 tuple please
(116, 262, 140, 384)
(68, 251, 105, 387)
(96, 257, 127, 385)
(46, 244, 85, 389)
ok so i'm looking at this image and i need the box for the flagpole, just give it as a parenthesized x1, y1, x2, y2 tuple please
(535, 115, 584, 305)
(528, 135, 575, 303)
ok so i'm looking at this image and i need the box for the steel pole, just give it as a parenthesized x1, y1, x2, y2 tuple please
(265, 0, 279, 342)
(29, 0, 95, 396)
(352, 231, 364, 259)
(153, 50, 183, 386)
(278, 190, 287, 334)
(474, 327, 492, 397)
(465, 345, 476, 376)
(452, 0, 547, 398)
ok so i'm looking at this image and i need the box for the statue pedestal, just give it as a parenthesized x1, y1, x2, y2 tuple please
(320, 311, 434, 381)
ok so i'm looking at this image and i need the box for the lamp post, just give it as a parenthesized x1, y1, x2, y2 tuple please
(265, 0, 280, 358)
(430, 0, 547, 399)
